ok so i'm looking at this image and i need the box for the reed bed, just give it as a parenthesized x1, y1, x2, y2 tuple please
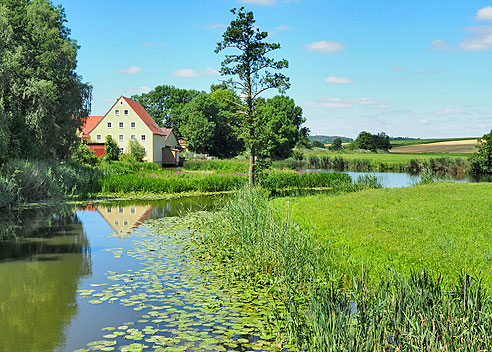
(203, 187, 492, 351)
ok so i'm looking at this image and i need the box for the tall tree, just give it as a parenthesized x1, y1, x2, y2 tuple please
(215, 7, 290, 185)
(131, 85, 199, 136)
(0, 0, 91, 160)
(469, 130, 492, 174)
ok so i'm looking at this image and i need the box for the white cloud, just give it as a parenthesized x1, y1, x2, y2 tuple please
(324, 76, 353, 84)
(459, 26, 492, 51)
(118, 66, 144, 74)
(119, 86, 152, 94)
(429, 39, 450, 51)
(303, 40, 346, 53)
(172, 67, 220, 78)
(477, 6, 492, 21)
(142, 42, 164, 47)
(307, 97, 386, 109)
(239, 0, 276, 5)
(276, 25, 289, 31)
(434, 108, 464, 115)
(207, 23, 227, 30)
(392, 65, 406, 71)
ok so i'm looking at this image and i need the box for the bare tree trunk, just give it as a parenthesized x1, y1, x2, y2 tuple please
(248, 147, 255, 185)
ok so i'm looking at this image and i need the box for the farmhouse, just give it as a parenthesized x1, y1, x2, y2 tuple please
(81, 96, 181, 166)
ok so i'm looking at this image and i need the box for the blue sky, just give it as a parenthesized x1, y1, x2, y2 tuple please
(62, 0, 492, 139)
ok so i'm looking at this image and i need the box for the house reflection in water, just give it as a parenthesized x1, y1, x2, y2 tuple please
(80, 204, 154, 236)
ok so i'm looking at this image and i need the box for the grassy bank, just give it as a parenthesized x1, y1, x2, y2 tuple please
(201, 184, 492, 350)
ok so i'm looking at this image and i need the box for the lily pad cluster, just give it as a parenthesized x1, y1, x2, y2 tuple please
(75, 214, 288, 351)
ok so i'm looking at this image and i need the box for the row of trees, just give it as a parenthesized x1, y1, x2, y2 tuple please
(350, 131, 392, 152)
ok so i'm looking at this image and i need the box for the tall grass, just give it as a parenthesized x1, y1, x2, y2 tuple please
(183, 159, 248, 173)
(0, 159, 101, 207)
(203, 187, 492, 350)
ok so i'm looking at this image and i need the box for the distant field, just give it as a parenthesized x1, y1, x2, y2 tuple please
(304, 150, 470, 162)
(391, 139, 478, 154)
(389, 138, 475, 148)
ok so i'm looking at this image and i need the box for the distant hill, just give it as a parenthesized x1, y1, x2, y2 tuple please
(309, 135, 353, 144)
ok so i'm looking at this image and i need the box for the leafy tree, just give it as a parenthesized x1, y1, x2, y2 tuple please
(216, 7, 290, 185)
(312, 141, 325, 148)
(469, 130, 492, 174)
(70, 143, 98, 166)
(330, 138, 343, 150)
(128, 140, 146, 162)
(353, 131, 377, 151)
(0, 0, 92, 160)
(374, 132, 392, 151)
(351, 131, 391, 152)
(180, 90, 244, 158)
(255, 95, 305, 159)
(131, 85, 199, 135)
(104, 136, 120, 161)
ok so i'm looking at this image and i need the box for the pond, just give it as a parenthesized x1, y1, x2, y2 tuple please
(0, 195, 282, 352)
(305, 170, 492, 188)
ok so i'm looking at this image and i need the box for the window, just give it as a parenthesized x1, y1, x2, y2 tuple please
(107, 134, 112, 139)
(123, 219, 128, 226)
(106, 208, 112, 214)
(130, 135, 136, 141)
(119, 122, 124, 128)
(114, 219, 119, 226)
(130, 206, 136, 214)
(124, 109, 129, 116)
(96, 134, 102, 142)
(107, 122, 112, 128)
(119, 147, 124, 154)
(115, 109, 120, 116)
(141, 134, 146, 141)
(118, 207, 124, 214)
(119, 134, 124, 142)
(130, 122, 136, 129)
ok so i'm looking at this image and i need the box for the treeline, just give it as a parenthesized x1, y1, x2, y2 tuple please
(309, 135, 353, 144)
(131, 84, 307, 159)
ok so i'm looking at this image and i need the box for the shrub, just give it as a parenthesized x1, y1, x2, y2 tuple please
(128, 140, 146, 162)
(0, 176, 17, 208)
(70, 143, 99, 166)
(105, 136, 120, 161)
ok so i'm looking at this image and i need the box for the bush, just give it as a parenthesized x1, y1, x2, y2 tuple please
(128, 140, 146, 162)
(0, 176, 17, 208)
(70, 143, 99, 166)
(105, 136, 120, 161)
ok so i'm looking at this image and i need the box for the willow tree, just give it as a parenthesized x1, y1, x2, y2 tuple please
(215, 7, 290, 185)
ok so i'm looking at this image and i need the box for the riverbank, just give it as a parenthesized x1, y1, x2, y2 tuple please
(199, 183, 492, 350)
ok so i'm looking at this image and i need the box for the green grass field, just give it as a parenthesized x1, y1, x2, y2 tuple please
(276, 182, 492, 286)
(304, 150, 469, 162)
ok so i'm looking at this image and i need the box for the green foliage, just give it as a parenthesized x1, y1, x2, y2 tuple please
(311, 141, 325, 148)
(0, 159, 101, 207)
(330, 137, 342, 150)
(183, 159, 248, 173)
(0, 0, 91, 160)
(180, 91, 244, 158)
(70, 143, 99, 166)
(131, 85, 199, 135)
(101, 172, 246, 194)
(469, 130, 492, 174)
(104, 135, 120, 161)
(292, 149, 304, 161)
(351, 131, 391, 152)
(216, 7, 290, 184)
(254, 95, 305, 159)
(128, 140, 146, 162)
(203, 185, 492, 350)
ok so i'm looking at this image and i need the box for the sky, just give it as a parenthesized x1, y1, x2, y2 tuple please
(62, 0, 492, 139)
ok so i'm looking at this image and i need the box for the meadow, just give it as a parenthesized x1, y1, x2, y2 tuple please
(201, 184, 492, 350)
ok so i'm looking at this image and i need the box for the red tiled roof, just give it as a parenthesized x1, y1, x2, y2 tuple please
(81, 115, 104, 138)
(122, 96, 168, 136)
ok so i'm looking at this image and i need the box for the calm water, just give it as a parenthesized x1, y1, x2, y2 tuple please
(307, 170, 492, 188)
(1, 195, 275, 352)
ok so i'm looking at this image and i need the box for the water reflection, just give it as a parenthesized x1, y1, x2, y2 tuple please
(0, 206, 91, 352)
